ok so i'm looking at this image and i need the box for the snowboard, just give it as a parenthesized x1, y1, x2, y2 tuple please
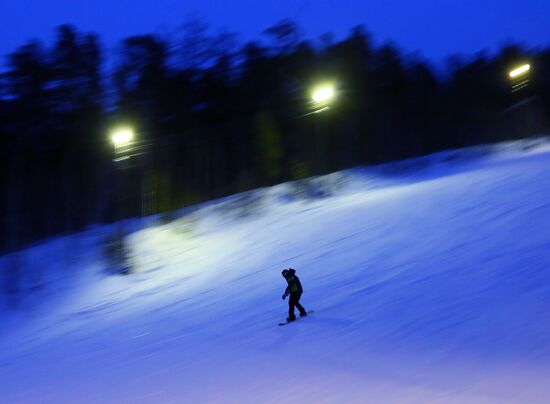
(278, 310, 314, 326)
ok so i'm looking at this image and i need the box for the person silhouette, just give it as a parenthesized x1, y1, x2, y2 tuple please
(281, 268, 307, 322)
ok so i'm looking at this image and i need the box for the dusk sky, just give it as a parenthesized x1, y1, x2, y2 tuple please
(1, 0, 550, 70)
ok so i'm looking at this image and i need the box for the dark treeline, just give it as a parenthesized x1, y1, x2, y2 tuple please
(1, 20, 549, 253)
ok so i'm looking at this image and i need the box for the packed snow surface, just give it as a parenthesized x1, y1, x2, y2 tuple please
(2, 139, 550, 403)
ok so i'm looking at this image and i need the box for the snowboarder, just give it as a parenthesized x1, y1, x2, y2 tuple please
(282, 268, 307, 322)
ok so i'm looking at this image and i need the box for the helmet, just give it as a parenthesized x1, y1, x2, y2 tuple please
(282, 269, 289, 277)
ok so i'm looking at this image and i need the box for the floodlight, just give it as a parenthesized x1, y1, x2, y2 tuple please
(509, 64, 530, 79)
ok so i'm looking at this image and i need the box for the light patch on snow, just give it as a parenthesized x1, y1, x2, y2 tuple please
(2, 137, 550, 403)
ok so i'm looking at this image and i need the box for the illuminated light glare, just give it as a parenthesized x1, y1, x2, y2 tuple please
(312, 84, 336, 103)
(509, 64, 530, 78)
(111, 129, 134, 146)
(313, 106, 330, 114)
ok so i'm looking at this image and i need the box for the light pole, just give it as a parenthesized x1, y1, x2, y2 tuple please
(110, 126, 135, 229)
(111, 127, 135, 162)
(109, 127, 135, 274)
(508, 63, 531, 93)
(309, 82, 336, 174)
(507, 63, 541, 138)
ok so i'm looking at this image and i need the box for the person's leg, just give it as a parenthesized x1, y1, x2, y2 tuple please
(294, 292, 307, 316)
(288, 293, 298, 320)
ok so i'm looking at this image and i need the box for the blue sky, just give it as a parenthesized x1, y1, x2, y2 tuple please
(1, 0, 550, 69)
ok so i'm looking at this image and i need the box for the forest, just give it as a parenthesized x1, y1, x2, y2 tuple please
(1, 19, 549, 253)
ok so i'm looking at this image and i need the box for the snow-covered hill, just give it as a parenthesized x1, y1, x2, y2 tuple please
(2, 138, 550, 403)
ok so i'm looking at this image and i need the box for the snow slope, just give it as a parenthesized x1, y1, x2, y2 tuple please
(2, 138, 550, 403)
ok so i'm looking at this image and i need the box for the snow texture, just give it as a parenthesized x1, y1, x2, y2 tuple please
(2, 137, 550, 403)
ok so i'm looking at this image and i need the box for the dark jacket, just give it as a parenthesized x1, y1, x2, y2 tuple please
(284, 268, 303, 294)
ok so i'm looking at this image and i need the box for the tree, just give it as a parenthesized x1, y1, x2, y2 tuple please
(255, 111, 283, 183)
(50, 25, 105, 233)
(115, 34, 169, 122)
(263, 19, 302, 55)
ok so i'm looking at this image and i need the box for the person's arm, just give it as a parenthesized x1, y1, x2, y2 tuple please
(282, 284, 290, 299)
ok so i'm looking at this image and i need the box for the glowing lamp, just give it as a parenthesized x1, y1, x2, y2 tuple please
(509, 64, 530, 79)
(111, 129, 134, 147)
(312, 84, 336, 104)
